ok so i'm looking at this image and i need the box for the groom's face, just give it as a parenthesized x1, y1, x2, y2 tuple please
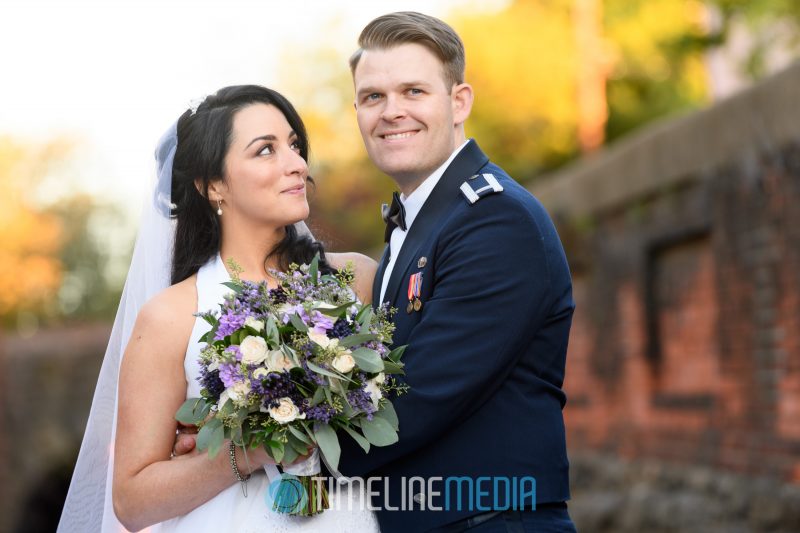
(353, 43, 465, 192)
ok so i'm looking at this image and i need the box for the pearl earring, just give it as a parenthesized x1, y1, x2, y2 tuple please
(216, 200, 223, 216)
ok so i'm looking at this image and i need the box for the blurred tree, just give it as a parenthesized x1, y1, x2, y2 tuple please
(603, 0, 712, 141)
(47, 195, 125, 320)
(454, 0, 582, 181)
(0, 137, 124, 331)
(705, 0, 800, 79)
(0, 138, 65, 326)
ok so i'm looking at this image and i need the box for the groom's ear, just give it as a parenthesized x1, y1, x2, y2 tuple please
(451, 82, 474, 127)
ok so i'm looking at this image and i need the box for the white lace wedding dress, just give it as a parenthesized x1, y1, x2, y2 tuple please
(151, 255, 379, 533)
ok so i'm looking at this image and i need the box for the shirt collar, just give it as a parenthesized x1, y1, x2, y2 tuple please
(400, 140, 469, 229)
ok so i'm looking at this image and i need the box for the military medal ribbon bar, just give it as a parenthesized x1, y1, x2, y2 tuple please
(407, 272, 423, 313)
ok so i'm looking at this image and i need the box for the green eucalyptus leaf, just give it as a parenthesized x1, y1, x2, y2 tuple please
(219, 398, 235, 418)
(356, 305, 374, 327)
(340, 400, 357, 419)
(282, 443, 299, 465)
(361, 417, 399, 447)
(338, 333, 379, 348)
(266, 439, 284, 463)
(290, 313, 308, 332)
(288, 433, 310, 456)
(315, 301, 356, 317)
(310, 387, 326, 406)
(313, 423, 341, 472)
(387, 345, 407, 363)
(374, 402, 399, 430)
(197, 418, 224, 455)
(175, 398, 209, 425)
(222, 281, 243, 293)
(230, 425, 244, 447)
(381, 360, 405, 375)
(351, 347, 384, 373)
(309, 253, 320, 284)
(306, 361, 340, 380)
(287, 423, 312, 445)
(341, 424, 371, 453)
(266, 317, 280, 346)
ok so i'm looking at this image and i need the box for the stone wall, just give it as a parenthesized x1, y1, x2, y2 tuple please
(1, 323, 108, 533)
(569, 453, 800, 532)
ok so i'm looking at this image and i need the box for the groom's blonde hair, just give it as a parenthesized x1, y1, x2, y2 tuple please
(349, 11, 466, 90)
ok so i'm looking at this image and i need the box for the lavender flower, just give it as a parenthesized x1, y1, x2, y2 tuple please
(347, 385, 377, 420)
(215, 310, 247, 340)
(218, 362, 245, 388)
(302, 401, 337, 423)
(330, 317, 354, 339)
(198, 367, 224, 400)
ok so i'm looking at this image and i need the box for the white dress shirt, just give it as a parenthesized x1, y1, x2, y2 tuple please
(379, 140, 469, 303)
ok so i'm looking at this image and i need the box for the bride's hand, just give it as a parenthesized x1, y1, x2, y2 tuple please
(171, 421, 199, 459)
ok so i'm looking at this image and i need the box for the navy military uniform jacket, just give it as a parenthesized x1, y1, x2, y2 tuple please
(337, 140, 574, 532)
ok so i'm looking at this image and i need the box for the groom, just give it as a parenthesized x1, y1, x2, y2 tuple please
(335, 11, 576, 532)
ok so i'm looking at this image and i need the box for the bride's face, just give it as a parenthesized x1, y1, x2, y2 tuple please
(214, 103, 309, 227)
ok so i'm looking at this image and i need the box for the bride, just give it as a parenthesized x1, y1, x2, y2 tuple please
(58, 85, 380, 532)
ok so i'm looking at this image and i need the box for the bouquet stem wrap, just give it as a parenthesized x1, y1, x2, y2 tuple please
(272, 448, 329, 515)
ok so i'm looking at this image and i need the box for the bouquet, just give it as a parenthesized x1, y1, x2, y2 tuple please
(176, 254, 406, 515)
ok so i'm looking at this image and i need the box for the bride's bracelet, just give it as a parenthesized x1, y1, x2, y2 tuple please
(228, 441, 252, 483)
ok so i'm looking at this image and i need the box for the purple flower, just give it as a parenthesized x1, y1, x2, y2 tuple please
(252, 371, 301, 410)
(302, 401, 337, 423)
(215, 310, 246, 340)
(330, 317, 354, 339)
(309, 311, 335, 334)
(282, 304, 309, 325)
(224, 345, 242, 361)
(347, 385, 377, 420)
(218, 363, 245, 388)
(198, 367, 224, 400)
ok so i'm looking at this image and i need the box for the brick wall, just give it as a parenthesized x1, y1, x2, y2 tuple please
(531, 60, 800, 508)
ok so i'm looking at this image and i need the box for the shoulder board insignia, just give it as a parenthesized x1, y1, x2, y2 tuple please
(459, 173, 504, 205)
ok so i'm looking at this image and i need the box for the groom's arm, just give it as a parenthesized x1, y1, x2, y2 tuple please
(338, 192, 571, 477)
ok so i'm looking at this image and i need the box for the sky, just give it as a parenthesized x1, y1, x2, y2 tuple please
(0, 0, 509, 219)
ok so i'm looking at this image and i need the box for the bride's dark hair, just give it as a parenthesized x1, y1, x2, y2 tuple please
(170, 85, 332, 284)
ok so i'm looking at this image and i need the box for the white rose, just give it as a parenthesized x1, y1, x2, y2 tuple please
(265, 349, 294, 373)
(268, 397, 306, 424)
(277, 303, 294, 320)
(240, 335, 268, 364)
(364, 374, 384, 408)
(244, 316, 265, 332)
(308, 330, 337, 349)
(228, 381, 251, 403)
(207, 360, 220, 372)
(252, 367, 270, 380)
(218, 389, 231, 410)
(331, 352, 356, 373)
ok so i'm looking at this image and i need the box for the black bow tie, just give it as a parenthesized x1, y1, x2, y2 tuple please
(381, 192, 407, 242)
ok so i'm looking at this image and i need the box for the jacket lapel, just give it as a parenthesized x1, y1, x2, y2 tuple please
(381, 140, 490, 306)
(372, 246, 391, 308)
